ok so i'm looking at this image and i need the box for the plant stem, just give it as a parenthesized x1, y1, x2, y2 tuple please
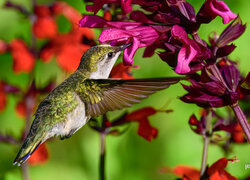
(200, 110, 212, 177)
(100, 132, 106, 180)
(231, 103, 250, 142)
(4, 1, 30, 15)
(200, 135, 209, 176)
(21, 163, 30, 180)
(0, 134, 19, 144)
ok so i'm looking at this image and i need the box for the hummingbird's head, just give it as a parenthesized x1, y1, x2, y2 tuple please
(77, 44, 131, 79)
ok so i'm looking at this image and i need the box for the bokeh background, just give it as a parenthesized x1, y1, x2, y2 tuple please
(0, 0, 249, 180)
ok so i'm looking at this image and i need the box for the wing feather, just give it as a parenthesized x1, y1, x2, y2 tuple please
(77, 78, 180, 117)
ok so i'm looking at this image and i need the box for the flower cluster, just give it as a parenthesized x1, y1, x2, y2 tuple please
(0, 0, 94, 167)
(161, 157, 238, 180)
(80, 0, 239, 73)
(80, 0, 249, 140)
(4, 1, 95, 73)
(80, 0, 249, 179)
(89, 106, 172, 141)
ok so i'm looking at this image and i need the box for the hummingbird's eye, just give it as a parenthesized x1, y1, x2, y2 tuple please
(107, 52, 113, 58)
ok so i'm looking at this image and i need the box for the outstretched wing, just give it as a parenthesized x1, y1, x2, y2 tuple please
(77, 78, 180, 117)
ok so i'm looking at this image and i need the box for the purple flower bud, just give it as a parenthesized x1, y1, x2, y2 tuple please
(216, 16, 246, 47)
(181, 60, 241, 108)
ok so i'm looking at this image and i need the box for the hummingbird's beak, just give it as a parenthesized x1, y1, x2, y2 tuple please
(119, 43, 132, 51)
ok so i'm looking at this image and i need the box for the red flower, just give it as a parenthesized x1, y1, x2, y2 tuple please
(15, 101, 26, 118)
(0, 86, 7, 112)
(231, 123, 248, 143)
(110, 63, 135, 79)
(124, 107, 158, 141)
(207, 158, 238, 180)
(40, 31, 93, 72)
(10, 39, 35, 74)
(33, 5, 58, 39)
(28, 143, 49, 165)
(162, 157, 238, 180)
(52, 2, 81, 25)
(104, 10, 112, 21)
(38, 2, 95, 72)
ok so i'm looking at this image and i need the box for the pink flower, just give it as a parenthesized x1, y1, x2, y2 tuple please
(197, 0, 237, 24)
(171, 25, 200, 74)
(79, 15, 170, 65)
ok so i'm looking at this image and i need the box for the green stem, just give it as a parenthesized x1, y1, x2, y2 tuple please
(100, 133, 106, 180)
(200, 135, 209, 176)
(21, 163, 30, 180)
(200, 110, 212, 177)
(231, 103, 250, 142)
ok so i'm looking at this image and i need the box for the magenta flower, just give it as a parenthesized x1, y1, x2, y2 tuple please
(171, 25, 210, 74)
(79, 15, 170, 65)
(197, 0, 237, 24)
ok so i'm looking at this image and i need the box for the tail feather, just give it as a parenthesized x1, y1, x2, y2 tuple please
(13, 133, 46, 166)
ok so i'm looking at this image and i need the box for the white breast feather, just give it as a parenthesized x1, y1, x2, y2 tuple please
(44, 94, 89, 141)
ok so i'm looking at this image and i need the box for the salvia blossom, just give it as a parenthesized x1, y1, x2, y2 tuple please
(79, 15, 170, 65)
(122, 107, 159, 141)
(10, 39, 35, 74)
(197, 0, 237, 24)
(109, 62, 137, 79)
(80, 0, 238, 73)
(161, 157, 238, 180)
(181, 60, 241, 108)
(38, 2, 95, 72)
(28, 143, 49, 165)
(33, 5, 58, 39)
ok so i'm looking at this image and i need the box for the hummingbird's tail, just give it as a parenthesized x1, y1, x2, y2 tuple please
(13, 131, 46, 166)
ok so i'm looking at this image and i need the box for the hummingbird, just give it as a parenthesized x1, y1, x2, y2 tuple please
(13, 44, 180, 166)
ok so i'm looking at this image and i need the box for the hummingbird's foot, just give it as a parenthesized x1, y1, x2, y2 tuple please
(60, 128, 77, 140)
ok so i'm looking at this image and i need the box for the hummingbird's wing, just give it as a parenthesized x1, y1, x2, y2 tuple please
(78, 78, 180, 117)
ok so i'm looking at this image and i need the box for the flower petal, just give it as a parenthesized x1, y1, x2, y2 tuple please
(197, 0, 237, 24)
(207, 157, 238, 180)
(56, 44, 90, 72)
(209, 0, 237, 24)
(10, 39, 35, 74)
(28, 143, 49, 165)
(0, 90, 7, 113)
(33, 17, 58, 39)
(137, 119, 158, 141)
(216, 16, 246, 47)
(125, 107, 157, 122)
(175, 45, 197, 74)
(171, 25, 199, 74)
(110, 63, 134, 79)
(123, 37, 140, 65)
(173, 165, 200, 180)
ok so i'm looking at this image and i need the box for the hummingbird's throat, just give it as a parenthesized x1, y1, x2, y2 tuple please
(89, 51, 122, 79)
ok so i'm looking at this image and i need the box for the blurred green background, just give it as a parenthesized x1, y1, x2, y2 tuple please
(0, 0, 249, 180)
